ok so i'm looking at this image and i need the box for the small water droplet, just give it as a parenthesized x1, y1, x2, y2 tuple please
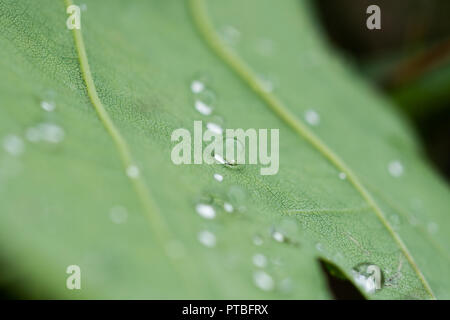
(315, 242, 323, 252)
(223, 202, 234, 213)
(253, 235, 263, 246)
(213, 173, 223, 182)
(214, 138, 245, 167)
(427, 222, 438, 234)
(305, 109, 320, 126)
(26, 123, 65, 144)
(338, 172, 347, 180)
(258, 74, 275, 93)
(253, 270, 274, 291)
(198, 230, 216, 248)
(109, 206, 128, 224)
(206, 122, 223, 135)
(388, 160, 404, 177)
(41, 100, 55, 112)
(352, 263, 383, 294)
(190, 80, 205, 94)
(195, 100, 213, 116)
(279, 277, 293, 293)
(126, 165, 140, 179)
(2, 135, 24, 156)
(252, 253, 268, 268)
(196, 203, 216, 219)
(272, 230, 285, 243)
(219, 25, 241, 46)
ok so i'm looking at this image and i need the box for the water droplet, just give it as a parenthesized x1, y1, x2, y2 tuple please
(305, 109, 320, 126)
(252, 253, 268, 268)
(190, 80, 205, 94)
(26, 123, 65, 144)
(279, 277, 293, 293)
(315, 242, 323, 252)
(219, 25, 240, 46)
(338, 172, 347, 180)
(214, 138, 245, 167)
(196, 203, 216, 219)
(427, 222, 438, 234)
(213, 173, 223, 182)
(41, 101, 55, 112)
(272, 230, 285, 243)
(198, 230, 216, 248)
(206, 122, 223, 135)
(126, 165, 140, 179)
(195, 100, 213, 116)
(253, 270, 274, 291)
(223, 202, 234, 213)
(109, 206, 128, 224)
(258, 74, 275, 93)
(352, 263, 383, 294)
(2, 135, 24, 156)
(388, 160, 404, 177)
(228, 185, 247, 211)
(253, 235, 263, 246)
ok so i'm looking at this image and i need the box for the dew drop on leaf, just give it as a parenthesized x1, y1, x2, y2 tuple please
(2, 134, 25, 156)
(223, 202, 234, 213)
(213, 173, 223, 182)
(305, 109, 320, 126)
(109, 206, 128, 224)
(126, 165, 140, 179)
(252, 253, 268, 268)
(195, 203, 216, 219)
(198, 230, 216, 248)
(253, 270, 274, 291)
(388, 160, 404, 177)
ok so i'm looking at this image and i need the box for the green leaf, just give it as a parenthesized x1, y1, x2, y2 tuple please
(0, 0, 449, 299)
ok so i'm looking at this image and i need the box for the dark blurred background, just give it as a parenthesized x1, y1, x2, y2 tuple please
(314, 0, 450, 180)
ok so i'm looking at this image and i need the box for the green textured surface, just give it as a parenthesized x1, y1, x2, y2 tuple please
(0, 0, 448, 299)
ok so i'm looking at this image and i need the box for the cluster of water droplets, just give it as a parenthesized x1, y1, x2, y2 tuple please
(2, 90, 66, 161)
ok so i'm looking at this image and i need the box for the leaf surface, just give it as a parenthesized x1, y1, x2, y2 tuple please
(0, 0, 449, 299)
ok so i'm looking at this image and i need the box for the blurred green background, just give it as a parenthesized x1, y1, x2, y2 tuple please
(315, 0, 450, 180)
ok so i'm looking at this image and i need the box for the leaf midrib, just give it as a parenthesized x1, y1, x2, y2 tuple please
(188, 0, 435, 299)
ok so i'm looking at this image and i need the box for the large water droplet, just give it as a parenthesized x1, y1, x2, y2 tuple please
(213, 173, 223, 182)
(253, 270, 274, 291)
(388, 160, 404, 177)
(198, 230, 216, 248)
(2, 135, 25, 156)
(352, 263, 383, 294)
(196, 203, 216, 220)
